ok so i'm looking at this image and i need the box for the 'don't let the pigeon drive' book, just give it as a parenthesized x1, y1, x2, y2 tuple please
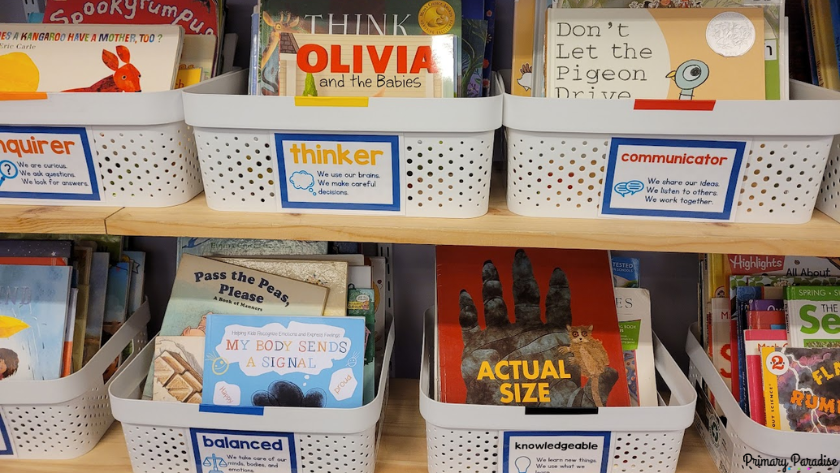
(203, 315, 366, 408)
(0, 265, 72, 381)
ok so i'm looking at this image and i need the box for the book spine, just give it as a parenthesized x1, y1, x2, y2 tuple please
(784, 287, 798, 346)
(736, 300, 749, 415)
(511, 0, 536, 96)
(711, 298, 732, 391)
(746, 352, 765, 424)
(813, 0, 840, 89)
(730, 318, 740, 401)
(803, 0, 820, 84)
(249, 6, 259, 96)
(830, 0, 840, 81)
(762, 348, 782, 429)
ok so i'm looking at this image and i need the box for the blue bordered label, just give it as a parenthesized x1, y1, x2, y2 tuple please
(190, 428, 296, 473)
(275, 133, 401, 212)
(501, 431, 612, 473)
(0, 412, 13, 456)
(0, 126, 100, 201)
(601, 137, 747, 221)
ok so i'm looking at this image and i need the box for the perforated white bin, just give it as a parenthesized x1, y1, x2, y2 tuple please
(0, 87, 205, 207)
(109, 317, 394, 473)
(686, 325, 840, 473)
(183, 70, 502, 217)
(420, 310, 697, 473)
(504, 81, 840, 224)
(0, 302, 149, 460)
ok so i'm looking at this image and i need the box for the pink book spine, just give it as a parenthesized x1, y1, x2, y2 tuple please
(744, 330, 787, 424)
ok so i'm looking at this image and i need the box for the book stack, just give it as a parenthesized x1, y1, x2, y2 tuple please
(699, 253, 840, 434)
(146, 238, 390, 410)
(0, 236, 145, 382)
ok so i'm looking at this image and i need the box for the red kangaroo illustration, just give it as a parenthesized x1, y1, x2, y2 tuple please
(64, 45, 142, 93)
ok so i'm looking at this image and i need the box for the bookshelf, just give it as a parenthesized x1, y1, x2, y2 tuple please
(0, 203, 119, 235)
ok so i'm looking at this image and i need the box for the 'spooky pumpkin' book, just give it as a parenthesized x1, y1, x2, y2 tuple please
(202, 315, 366, 408)
(785, 286, 840, 348)
(544, 8, 766, 100)
(43, 0, 220, 36)
(762, 346, 840, 434)
(436, 246, 631, 407)
(0, 24, 183, 92)
(0, 265, 72, 381)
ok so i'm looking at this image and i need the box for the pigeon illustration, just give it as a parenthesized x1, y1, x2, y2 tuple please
(666, 60, 709, 100)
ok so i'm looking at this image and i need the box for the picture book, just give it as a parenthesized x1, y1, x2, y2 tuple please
(369, 256, 388, 360)
(123, 251, 146, 315)
(762, 345, 840, 433)
(511, 0, 537, 96)
(216, 258, 348, 316)
(61, 288, 78, 377)
(176, 237, 327, 264)
(0, 24, 183, 93)
(0, 265, 72, 381)
(749, 299, 783, 311)
(202, 315, 366, 408)
(785, 286, 840, 348)
(43, 0, 220, 36)
(153, 336, 205, 404)
(461, 18, 488, 97)
(70, 246, 92, 373)
(710, 297, 732, 394)
(0, 234, 123, 264)
(179, 34, 218, 82)
(0, 240, 72, 259)
(727, 254, 840, 277)
(544, 8, 766, 100)
(0, 257, 67, 266)
(82, 252, 109, 365)
(102, 261, 132, 339)
(436, 246, 631, 407)
(348, 286, 376, 404)
(732, 285, 781, 411)
(349, 265, 372, 288)
(611, 256, 640, 288)
(614, 287, 656, 407)
(743, 329, 787, 424)
(258, 33, 458, 97)
(747, 310, 785, 329)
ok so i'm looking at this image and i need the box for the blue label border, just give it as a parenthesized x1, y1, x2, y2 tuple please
(274, 133, 401, 212)
(602, 137, 746, 220)
(502, 431, 611, 473)
(0, 413, 13, 456)
(190, 427, 297, 473)
(0, 126, 100, 201)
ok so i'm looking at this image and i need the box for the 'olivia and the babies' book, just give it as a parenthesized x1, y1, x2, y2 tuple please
(203, 315, 366, 408)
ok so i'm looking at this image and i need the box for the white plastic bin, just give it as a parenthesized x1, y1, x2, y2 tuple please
(0, 302, 149, 460)
(504, 81, 840, 224)
(686, 325, 840, 473)
(183, 71, 502, 217)
(109, 316, 394, 473)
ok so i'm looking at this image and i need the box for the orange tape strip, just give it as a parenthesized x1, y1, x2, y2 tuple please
(0, 92, 49, 101)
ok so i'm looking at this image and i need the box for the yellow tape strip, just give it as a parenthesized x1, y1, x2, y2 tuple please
(0, 92, 48, 101)
(294, 96, 370, 107)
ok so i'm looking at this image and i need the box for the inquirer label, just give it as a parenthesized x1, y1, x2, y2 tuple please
(190, 428, 296, 473)
(0, 413, 13, 456)
(501, 431, 611, 473)
(601, 137, 747, 221)
(0, 126, 99, 201)
(275, 133, 401, 212)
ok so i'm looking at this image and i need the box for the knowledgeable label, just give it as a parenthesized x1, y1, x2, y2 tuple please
(0, 413, 13, 456)
(0, 126, 99, 201)
(275, 133, 401, 212)
(601, 137, 747, 221)
(500, 432, 611, 473)
(190, 428, 296, 473)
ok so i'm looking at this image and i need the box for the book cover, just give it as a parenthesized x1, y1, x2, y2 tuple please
(0, 240, 72, 259)
(747, 310, 785, 329)
(349, 265, 372, 288)
(102, 261, 132, 338)
(0, 257, 67, 266)
(710, 297, 732, 394)
(176, 237, 328, 264)
(82, 252, 109, 366)
(179, 34, 218, 82)
(743, 329, 787, 424)
(544, 8, 766, 100)
(511, 0, 536, 96)
(748, 299, 783, 311)
(123, 251, 146, 315)
(203, 315, 366, 408)
(727, 254, 840, 277)
(369, 256, 388, 360)
(0, 235, 122, 265)
(70, 246, 92, 373)
(153, 336, 205, 403)
(43, 0, 220, 36)
(0, 24, 183, 93)
(461, 18, 488, 97)
(611, 256, 640, 288)
(762, 345, 840, 433)
(785, 286, 840, 348)
(614, 287, 656, 407)
(811, 0, 840, 90)
(436, 246, 631, 407)
(0, 265, 72, 381)
(61, 288, 78, 377)
(481, 0, 496, 96)
(258, 33, 458, 97)
(348, 286, 376, 404)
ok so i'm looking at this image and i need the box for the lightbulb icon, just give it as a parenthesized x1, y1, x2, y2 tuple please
(514, 456, 531, 473)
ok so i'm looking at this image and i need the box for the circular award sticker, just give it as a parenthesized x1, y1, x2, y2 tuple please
(765, 351, 790, 377)
(419, 1, 456, 35)
(705, 12, 756, 57)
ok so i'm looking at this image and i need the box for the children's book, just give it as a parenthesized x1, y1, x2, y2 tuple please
(43, 0, 220, 36)
(762, 345, 840, 433)
(203, 315, 366, 408)
(82, 252, 110, 366)
(369, 256, 388, 361)
(0, 240, 72, 259)
(176, 237, 327, 264)
(785, 286, 840, 348)
(0, 24, 183, 93)
(70, 246, 92, 373)
(123, 251, 146, 315)
(710, 297, 732, 395)
(747, 310, 785, 329)
(728, 254, 840, 277)
(102, 261, 132, 340)
(61, 288, 78, 377)
(611, 256, 640, 288)
(0, 234, 122, 264)
(743, 329, 787, 424)
(348, 286, 376, 404)
(436, 246, 631, 407)
(614, 287, 656, 407)
(178, 34, 218, 82)
(153, 336, 205, 403)
(544, 8, 766, 100)
(0, 265, 72, 381)
(511, 0, 537, 96)
(0, 257, 67, 266)
(748, 299, 783, 311)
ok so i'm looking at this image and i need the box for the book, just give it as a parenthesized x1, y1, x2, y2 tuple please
(743, 329, 787, 424)
(436, 246, 631, 407)
(611, 256, 640, 288)
(0, 24, 184, 93)
(175, 66, 203, 89)
(123, 251, 146, 315)
(176, 237, 327, 264)
(82, 252, 109, 365)
(347, 286, 376, 404)
(202, 315, 366, 408)
(0, 265, 72, 381)
(511, 0, 537, 96)
(179, 34, 217, 82)
(152, 336, 205, 403)
(258, 33, 459, 97)
(102, 261, 132, 339)
(615, 287, 656, 407)
(748, 299, 783, 311)
(544, 8, 766, 100)
(747, 310, 785, 329)
(810, 0, 840, 90)
(762, 345, 840, 433)
(0, 257, 67, 266)
(61, 288, 78, 377)
(0, 234, 122, 264)
(349, 265, 373, 288)
(461, 18, 488, 97)
(70, 245, 92, 373)
(785, 286, 840, 348)
(249, 4, 260, 95)
(0, 240, 72, 259)
(369, 256, 388, 360)
(727, 254, 840, 277)
(481, 0, 496, 96)
(710, 297, 732, 396)
(43, 0, 220, 36)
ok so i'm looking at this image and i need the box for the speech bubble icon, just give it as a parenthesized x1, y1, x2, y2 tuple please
(213, 381, 241, 405)
(614, 181, 630, 197)
(330, 367, 358, 401)
(625, 180, 645, 195)
(290, 170, 317, 196)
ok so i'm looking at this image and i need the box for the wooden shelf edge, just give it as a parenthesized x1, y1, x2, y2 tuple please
(0, 204, 120, 235)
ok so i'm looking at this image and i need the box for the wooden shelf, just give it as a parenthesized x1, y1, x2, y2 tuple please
(5, 379, 715, 473)
(0, 203, 119, 235)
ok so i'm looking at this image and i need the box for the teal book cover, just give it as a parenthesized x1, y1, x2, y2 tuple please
(0, 265, 72, 381)
(203, 315, 366, 408)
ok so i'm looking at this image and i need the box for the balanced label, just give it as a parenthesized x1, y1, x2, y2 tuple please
(190, 428, 296, 473)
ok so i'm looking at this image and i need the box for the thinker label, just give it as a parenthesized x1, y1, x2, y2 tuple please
(500, 431, 611, 473)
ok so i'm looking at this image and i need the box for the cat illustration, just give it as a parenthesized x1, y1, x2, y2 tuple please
(559, 325, 611, 407)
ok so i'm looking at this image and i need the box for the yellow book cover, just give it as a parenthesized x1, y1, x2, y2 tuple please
(761, 345, 783, 429)
(811, 0, 840, 90)
(545, 8, 766, 100)
(511, 0, 536, 96)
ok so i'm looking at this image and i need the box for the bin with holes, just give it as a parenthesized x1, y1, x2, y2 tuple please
(108, 315, 395, 473)
(686, 326, 839, 473)
(504, 81, 840, 224)
(183, 70, 502, 218)
(0, 303, 149, 460)
(419, 309, 697, 473)
(0, 84, 212, 207)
